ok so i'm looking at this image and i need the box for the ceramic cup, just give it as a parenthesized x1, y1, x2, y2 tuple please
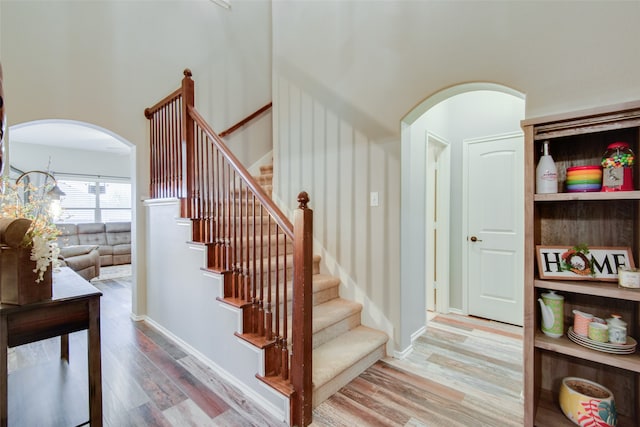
(609, 326, 627, 344)
(588, 322, 609, 343)
(573, 310, 593, 336)
(559, 377, 617, 427)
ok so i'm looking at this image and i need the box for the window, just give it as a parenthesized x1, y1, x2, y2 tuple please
(56, 178, 131, 223)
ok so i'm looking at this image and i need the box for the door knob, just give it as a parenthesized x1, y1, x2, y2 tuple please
(469, 236, 483, 242)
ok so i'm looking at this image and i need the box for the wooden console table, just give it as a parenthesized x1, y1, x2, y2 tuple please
(0, 267, 103, 426)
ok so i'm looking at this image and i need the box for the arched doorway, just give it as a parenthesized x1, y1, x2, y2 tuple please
(400, 83, 525, 346)
(6, 118, 137, 300)
(7, 120, 132, 175)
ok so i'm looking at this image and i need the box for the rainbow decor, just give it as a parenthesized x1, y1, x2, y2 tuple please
(566, 166, 602, 192)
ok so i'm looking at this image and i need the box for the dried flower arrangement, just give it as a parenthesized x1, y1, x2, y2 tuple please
(0, 175, 61, 282)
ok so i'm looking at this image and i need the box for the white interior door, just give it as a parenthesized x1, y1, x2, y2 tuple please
(465, 132, 523, 326)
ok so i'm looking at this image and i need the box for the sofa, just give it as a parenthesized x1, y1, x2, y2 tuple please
(55, 222, 131, 280)
(57, 244, 101, 281)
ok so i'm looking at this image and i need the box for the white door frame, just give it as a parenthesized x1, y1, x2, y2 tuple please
(425, 131, 450, 314)
(461, 131, 524, 318)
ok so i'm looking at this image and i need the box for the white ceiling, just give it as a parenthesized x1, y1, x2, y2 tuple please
(9, 122, 131, 155)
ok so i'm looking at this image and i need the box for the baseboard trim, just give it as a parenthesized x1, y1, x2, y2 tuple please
(392, 324, 427, 360)
(393, 344, 413, 360)
(411, 325, 427, 342)
(130, 312, 145, 322)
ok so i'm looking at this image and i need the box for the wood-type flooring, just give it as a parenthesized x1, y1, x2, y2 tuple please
(312, 313, 524, 426)
(7, 271, 523, 426)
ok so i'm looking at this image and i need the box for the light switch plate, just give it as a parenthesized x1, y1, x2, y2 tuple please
(370, 192, 379, 207)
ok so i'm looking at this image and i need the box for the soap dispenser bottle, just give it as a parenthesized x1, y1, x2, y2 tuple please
(536, 140, 558, 194)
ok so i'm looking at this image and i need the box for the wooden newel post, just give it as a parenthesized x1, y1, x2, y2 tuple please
(291, 191, 313, 427)
(181, 69, 195, 218)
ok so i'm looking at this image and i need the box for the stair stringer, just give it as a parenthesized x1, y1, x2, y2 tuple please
(143, 198, 290, 424)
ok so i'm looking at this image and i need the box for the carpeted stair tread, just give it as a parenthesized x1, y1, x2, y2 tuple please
(312, 325, 388, 391)
(311, 274, 341, 294)
(261, 274, 339, 296)
(258, 273, 340, 309)
(310, 298, 361, 335)
(284, 298, 362, 350)
(249, 253, 321, 275)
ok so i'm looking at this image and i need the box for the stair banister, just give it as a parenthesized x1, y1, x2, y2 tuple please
(187, 107, 293, 236)
(145, 69, 314, 427)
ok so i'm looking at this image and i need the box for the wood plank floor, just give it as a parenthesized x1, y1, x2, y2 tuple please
(312, 313, 524, 427)
(7, 272, 523, 426)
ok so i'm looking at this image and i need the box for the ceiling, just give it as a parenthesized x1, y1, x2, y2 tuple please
(9, 122, 131, 155)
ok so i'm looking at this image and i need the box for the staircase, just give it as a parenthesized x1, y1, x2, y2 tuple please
(144, 70, 388, 425)
(246, 164, 388, 408)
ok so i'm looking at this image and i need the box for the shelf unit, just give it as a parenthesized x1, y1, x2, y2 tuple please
(523, 101, 640, 427)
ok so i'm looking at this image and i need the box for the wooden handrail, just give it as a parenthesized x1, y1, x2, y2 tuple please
(218, 102, 273, 138)
(144, 87, 182, 119)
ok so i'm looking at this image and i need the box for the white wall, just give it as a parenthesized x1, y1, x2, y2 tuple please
(273, 73, 399, 343)
(273, 1, 640, 128)
(272, 1, 640, 350)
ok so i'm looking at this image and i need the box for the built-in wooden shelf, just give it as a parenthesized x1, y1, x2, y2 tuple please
(535, 331, 640, 372)
(534, 190, 640, 202)
(524, 100, 640, 427)
(534, 278, 640, 301)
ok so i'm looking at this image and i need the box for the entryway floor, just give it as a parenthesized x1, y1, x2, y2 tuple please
(312, 312, 523, 426)
(8, 272, 523, 426)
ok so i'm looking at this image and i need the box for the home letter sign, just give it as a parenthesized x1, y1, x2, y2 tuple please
(536, 245, 635, 282)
